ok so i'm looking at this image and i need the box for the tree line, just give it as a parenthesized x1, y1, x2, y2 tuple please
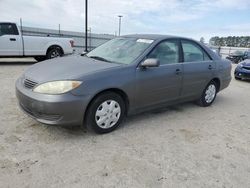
(209, 36, 250, 47)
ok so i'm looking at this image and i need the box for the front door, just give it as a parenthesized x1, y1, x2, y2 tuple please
(0, 23, 22, 56)
(135, 39, 183, 109)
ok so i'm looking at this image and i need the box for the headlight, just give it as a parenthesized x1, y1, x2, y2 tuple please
(33, 81, 82, 94)
(239, 63, 244, 68)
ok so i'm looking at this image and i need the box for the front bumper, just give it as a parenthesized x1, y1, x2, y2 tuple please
(16, 78, 91, 126)
(234, 68, 250, 80)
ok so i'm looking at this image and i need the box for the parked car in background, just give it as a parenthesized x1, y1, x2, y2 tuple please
(226, 50, 250, 64)
(234, 59, 250, 80)
(16, 35, 232, 134)
(0, 22, 74, 61)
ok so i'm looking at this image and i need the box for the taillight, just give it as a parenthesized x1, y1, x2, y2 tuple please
(70, 40, 74, 47)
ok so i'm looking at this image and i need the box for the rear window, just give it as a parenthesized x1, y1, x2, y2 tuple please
(0, 23, 19, 36)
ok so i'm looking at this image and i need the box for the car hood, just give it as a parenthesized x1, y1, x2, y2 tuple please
(24, 56, 121, 83)
(241, 59, 250, 67)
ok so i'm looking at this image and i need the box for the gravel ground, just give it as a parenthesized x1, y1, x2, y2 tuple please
(0, 60, 249, 188)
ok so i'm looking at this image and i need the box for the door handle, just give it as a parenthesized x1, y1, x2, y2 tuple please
(175, 69, 182, 75)
(9, 38, 16, 41)
(208, 65, 213, 70)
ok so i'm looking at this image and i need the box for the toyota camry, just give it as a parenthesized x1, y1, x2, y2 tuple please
(16, 35, 232, 134)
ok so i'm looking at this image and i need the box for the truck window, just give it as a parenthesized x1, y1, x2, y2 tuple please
(0, 23, 19, 36)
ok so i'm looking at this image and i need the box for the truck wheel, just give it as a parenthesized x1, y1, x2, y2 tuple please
(46, 47, 62, 59)
(85, 92, 126, 134)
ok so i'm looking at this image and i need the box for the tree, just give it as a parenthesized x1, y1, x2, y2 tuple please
(200, 37, 205, 43)
(209, 36, 250, 47)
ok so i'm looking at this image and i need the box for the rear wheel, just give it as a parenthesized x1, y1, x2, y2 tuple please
(46, 47, 62, 59)
(85, 92, 126, 134)
(197, 81, 217, 107)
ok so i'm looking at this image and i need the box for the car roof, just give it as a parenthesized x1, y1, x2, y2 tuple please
(123, 34, 222, 61)
(123, 34, 193, 41)
(0, 22, 16, 25)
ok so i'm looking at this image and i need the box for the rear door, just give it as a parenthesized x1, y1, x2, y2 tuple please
(135, 39, 183, 108)
(0, 23, 22, 56)
(181, 40, 215, 98)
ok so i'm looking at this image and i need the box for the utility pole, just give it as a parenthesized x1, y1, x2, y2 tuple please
(20, 18, 25, 56)
(85, 0, 88, 52)
(118, 15, 123, 36)
(88, 27, 91, 51)
(59, 24, 61, 36)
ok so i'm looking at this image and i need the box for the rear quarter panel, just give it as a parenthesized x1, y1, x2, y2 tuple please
(216, 59, 232, 91)
(23, 36, 73, 56)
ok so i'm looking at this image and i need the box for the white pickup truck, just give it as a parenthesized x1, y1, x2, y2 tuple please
(0, 22, 74, 61)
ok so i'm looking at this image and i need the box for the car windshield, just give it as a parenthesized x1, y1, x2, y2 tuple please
(86, 37, 154, 65)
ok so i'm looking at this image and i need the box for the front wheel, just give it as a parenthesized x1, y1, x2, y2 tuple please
(197, 81, 217, 107)
(85, 92, 126, 134)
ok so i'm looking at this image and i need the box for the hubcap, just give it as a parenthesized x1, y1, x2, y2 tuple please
(50, 50, 60, 58)
(95, 100, 121, 129)
(205, 84, 216, 103)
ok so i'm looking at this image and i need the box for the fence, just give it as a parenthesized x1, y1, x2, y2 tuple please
(19, 27, 250, 58)
(210, 46, 250, 58)
(21, 26, 115, 54)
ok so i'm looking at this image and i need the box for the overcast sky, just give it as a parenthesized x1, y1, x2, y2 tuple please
(0, 0, 250, 41)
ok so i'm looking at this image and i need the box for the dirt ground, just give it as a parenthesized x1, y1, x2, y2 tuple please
(0, 59, 249, 188)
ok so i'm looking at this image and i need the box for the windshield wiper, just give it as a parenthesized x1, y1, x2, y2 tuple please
(88, 56, 111, 63)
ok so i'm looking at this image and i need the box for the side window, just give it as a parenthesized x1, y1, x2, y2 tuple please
(0, 23, 19, 36)
(182, 40, 211, 62)
(148, 40, 179, 65)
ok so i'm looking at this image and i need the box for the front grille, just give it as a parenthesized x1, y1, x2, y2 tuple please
(24, 78, 38, 89)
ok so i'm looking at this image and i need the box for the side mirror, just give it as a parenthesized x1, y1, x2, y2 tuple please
(140, 58, 160, 68)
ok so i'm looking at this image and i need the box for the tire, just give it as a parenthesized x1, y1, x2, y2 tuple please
(235, 76, 241, 80)
(85, 92, 126, 134)
(34, 56, 46, 62)
(46, 47, 62, 59)
(197, 81, 217, 107)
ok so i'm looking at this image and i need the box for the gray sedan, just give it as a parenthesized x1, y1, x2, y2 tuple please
(16, 35, 232, 134)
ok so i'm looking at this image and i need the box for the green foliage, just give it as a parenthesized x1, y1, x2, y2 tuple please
(200, 37, 205, 43)
(209, 36, 250, 47)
